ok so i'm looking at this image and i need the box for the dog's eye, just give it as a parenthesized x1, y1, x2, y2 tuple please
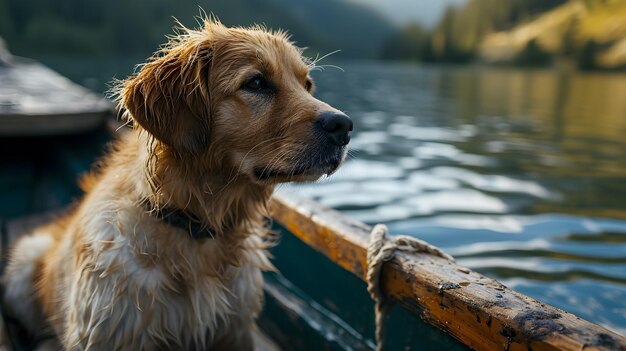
(305, 79, 313, 92)
(244, 75, 269, 91)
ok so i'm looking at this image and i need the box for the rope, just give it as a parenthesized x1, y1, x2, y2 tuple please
(366, 224, 455, 351)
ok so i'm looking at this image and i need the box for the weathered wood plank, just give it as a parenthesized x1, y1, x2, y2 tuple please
(270, 193, 626, 351)
(0, 56, 111, 136)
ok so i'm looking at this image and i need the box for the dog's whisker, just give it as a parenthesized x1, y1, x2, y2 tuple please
(308, 49, 342, 69)
(315, 64, 345, 72)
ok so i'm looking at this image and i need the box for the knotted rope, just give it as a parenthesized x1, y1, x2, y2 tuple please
(366, 224, 455, 351)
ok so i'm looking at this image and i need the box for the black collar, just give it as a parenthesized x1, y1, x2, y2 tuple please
(143, 200, 216, 240)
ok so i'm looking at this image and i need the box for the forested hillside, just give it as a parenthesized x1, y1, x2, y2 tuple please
(4, 0, 622, 69)
(0, 0, 394, 59)
(382, 0, 626, 70)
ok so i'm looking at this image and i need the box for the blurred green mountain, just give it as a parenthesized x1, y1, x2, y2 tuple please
(0, 0, 394, 59)
(479, 0, 626, 69)
(382, 0, 626, 70)
(381, 0, 570, 64)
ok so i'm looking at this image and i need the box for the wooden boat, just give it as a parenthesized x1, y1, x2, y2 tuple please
(0, 40, 111, 137)
(0, 55, 624, 351)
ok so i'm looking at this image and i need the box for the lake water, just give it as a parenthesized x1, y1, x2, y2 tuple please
(44, 58, 626, 335)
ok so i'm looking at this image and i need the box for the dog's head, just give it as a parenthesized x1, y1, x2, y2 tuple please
(120, 19, 351, 185)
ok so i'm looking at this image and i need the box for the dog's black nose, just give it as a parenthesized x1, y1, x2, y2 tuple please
(316, 112, 353, 146)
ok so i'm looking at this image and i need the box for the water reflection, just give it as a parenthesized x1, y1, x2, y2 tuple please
(282, 62, 626, 334)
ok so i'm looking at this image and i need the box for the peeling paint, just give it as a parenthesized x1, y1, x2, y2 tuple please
(438, 282, 462, 295)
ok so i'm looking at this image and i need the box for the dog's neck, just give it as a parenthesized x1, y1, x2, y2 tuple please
(130, 132, 274, 238)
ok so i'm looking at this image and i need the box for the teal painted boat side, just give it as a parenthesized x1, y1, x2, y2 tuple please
(0, 130, 109, 220)
(260, 224, 468, 350)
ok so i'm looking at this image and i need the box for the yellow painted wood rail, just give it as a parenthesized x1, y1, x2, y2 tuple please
(270, 193, 626, 351)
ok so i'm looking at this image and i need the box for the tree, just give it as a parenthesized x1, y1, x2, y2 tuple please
(515, 39, 552, 67)
(578, 40, 599, 70)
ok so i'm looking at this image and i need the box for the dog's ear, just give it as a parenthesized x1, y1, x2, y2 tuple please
(121, 46, 212, 155)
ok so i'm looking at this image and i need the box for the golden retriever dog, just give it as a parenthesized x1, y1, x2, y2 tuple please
(2, 18, 351, 350)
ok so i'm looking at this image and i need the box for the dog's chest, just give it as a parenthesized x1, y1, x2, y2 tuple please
(79, 222, 266, 349)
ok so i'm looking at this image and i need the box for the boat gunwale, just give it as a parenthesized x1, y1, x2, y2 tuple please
(270, 192, 626, 351)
